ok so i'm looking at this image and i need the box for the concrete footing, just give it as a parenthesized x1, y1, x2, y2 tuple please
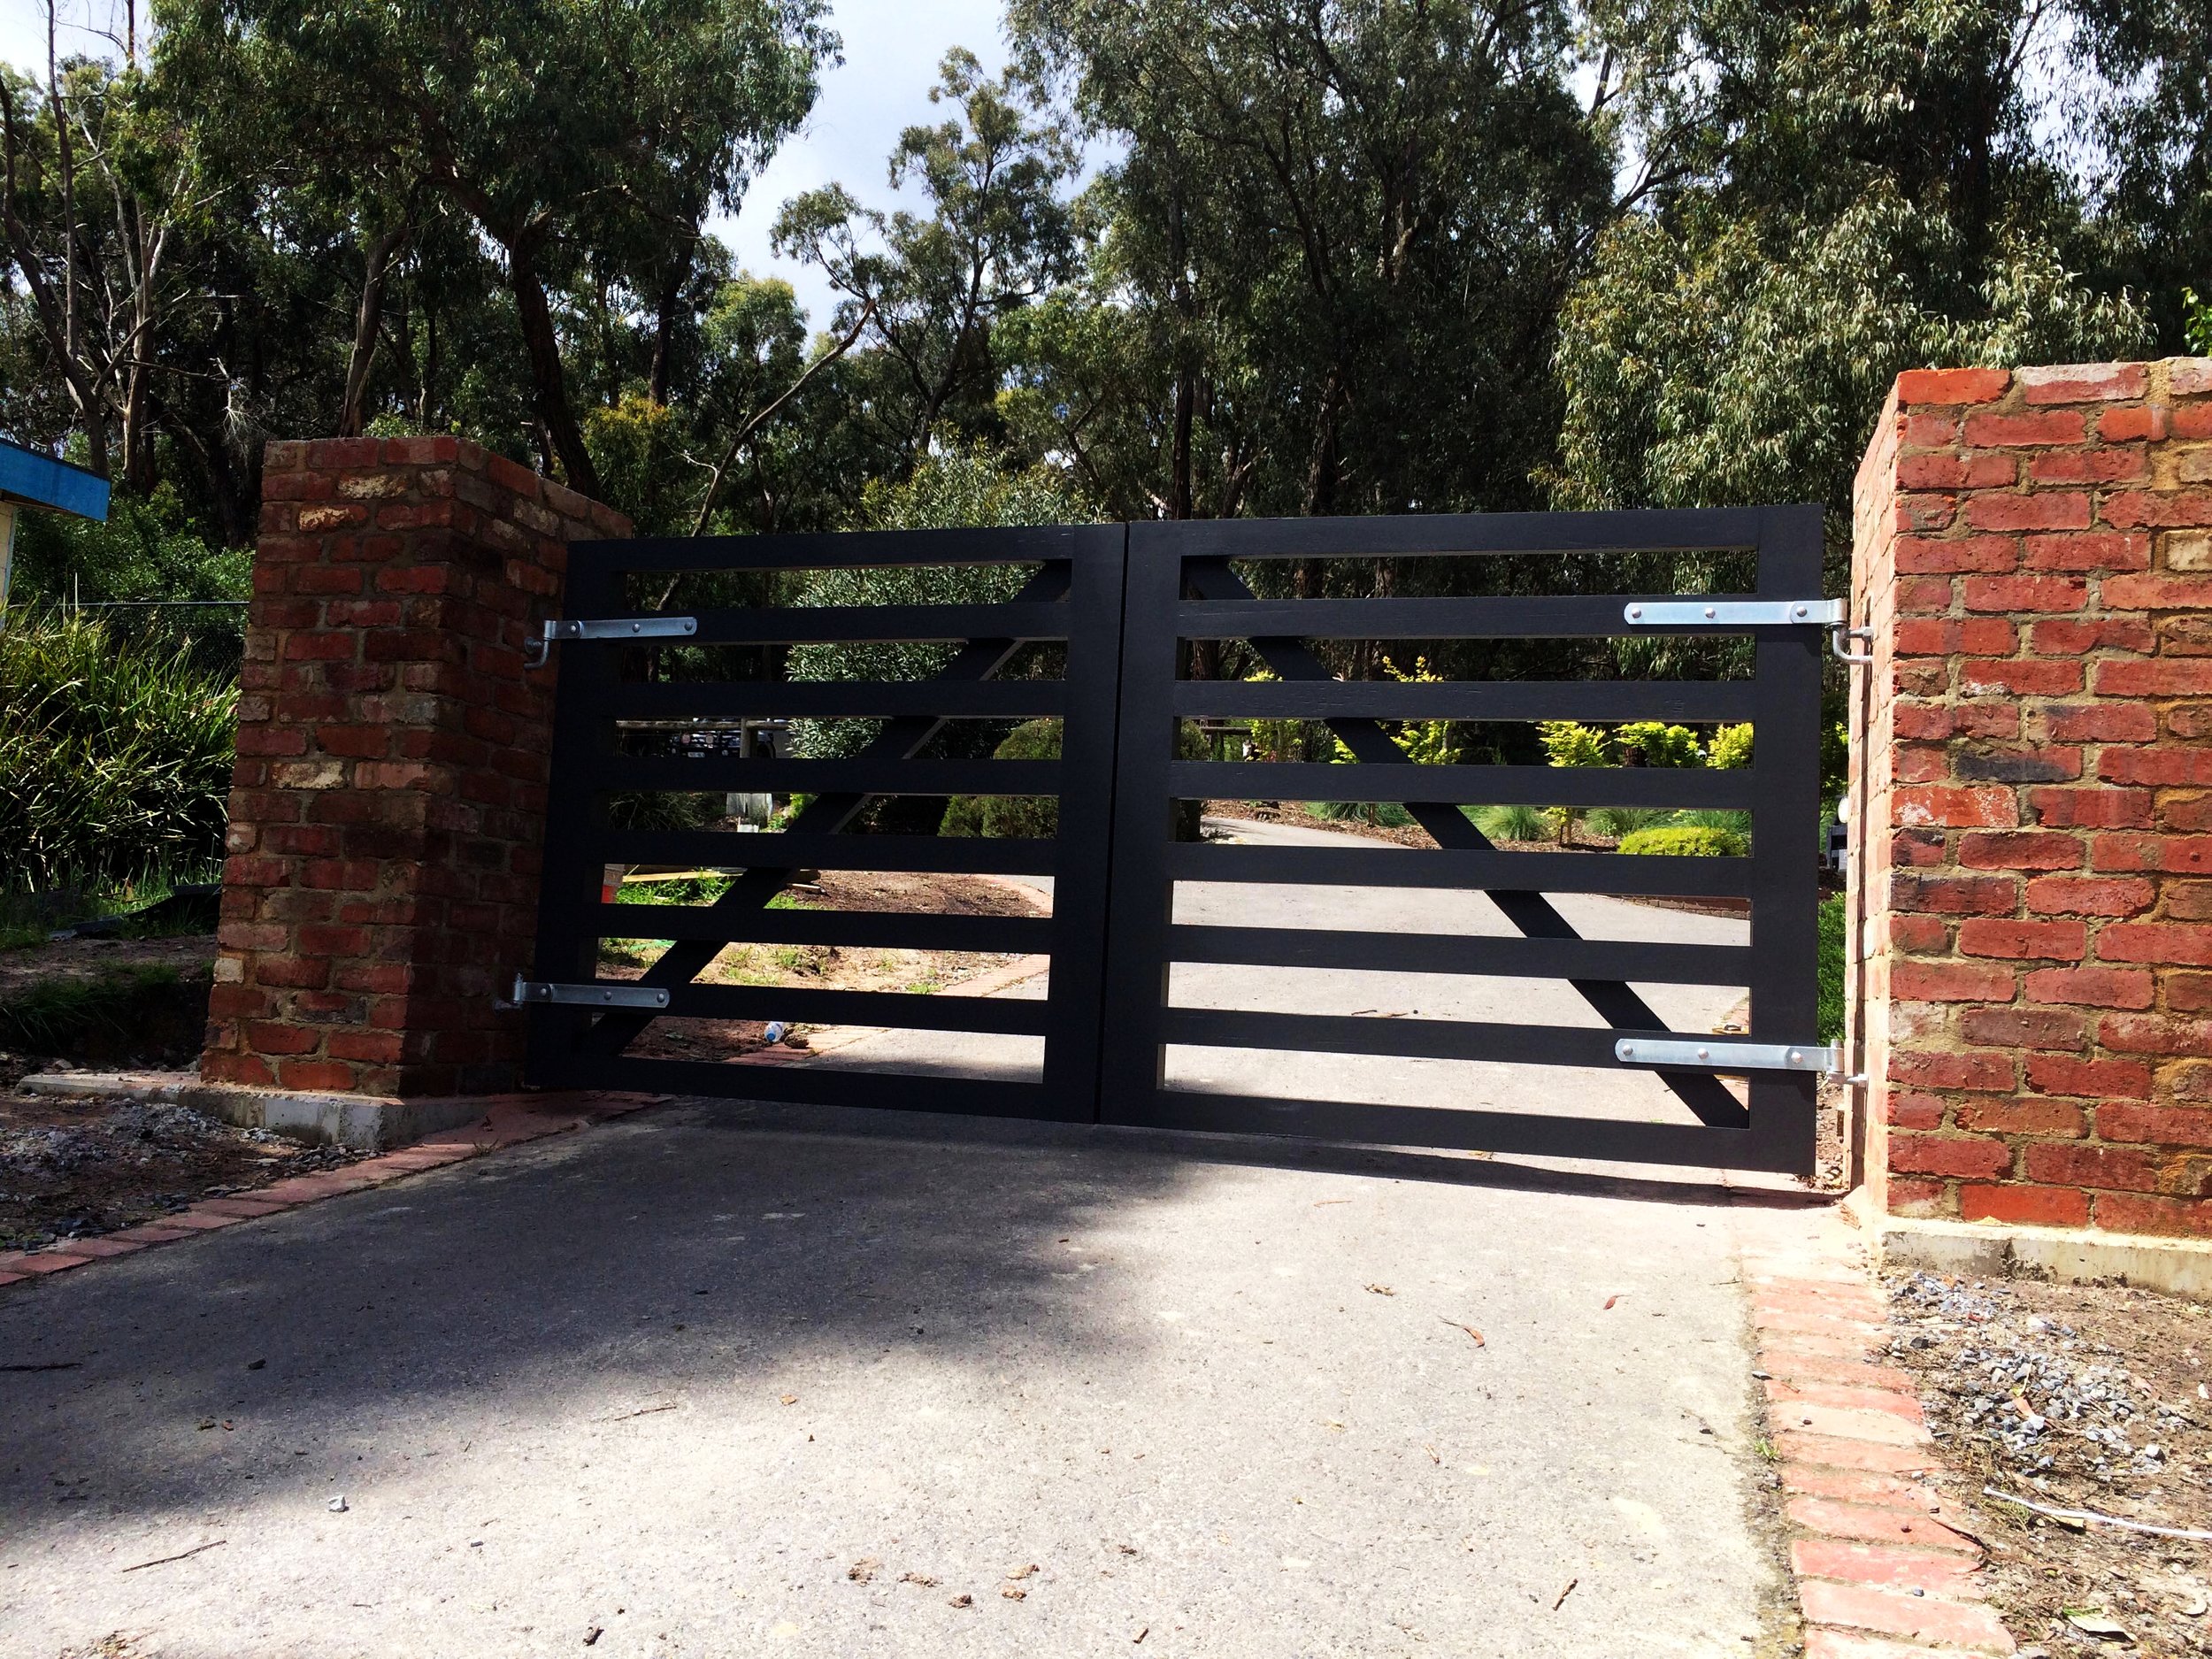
(1848, 1189, 2212, 1303)
(17, 1071, 489, 1151)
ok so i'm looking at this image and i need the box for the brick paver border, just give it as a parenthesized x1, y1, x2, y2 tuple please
(1740, 1216, 2018, 1657)
(0, 1093, 662, 1288)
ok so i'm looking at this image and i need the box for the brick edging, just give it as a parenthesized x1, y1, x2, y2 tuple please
(0, 1093, 662, 1288)
(1740, 1223, 2017, 1656)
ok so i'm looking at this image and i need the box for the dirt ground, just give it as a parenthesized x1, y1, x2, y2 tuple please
(601, 868, 1051, 1064)
(0, 933, 215, 1000)
(0, 1088, 363, 1252)
(1884, 1271, 2212, 1656)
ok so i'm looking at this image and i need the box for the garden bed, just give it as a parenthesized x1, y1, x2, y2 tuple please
(1884, 1271, 2212, 1656)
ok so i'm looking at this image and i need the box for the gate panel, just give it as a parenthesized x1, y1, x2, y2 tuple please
(526, 526, 1127, 1121)
(1102, 508, 1825, 1174)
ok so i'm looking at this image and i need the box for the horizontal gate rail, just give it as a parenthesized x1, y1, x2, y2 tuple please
(1167, 925, 1748, 982)
(1173, 680, 1758, 723)
(526, 526, 1127, 1118)
(608, 680, 1066, 719)
(1102, 504, 1824, 1175)
(594, 828, 1060, 876)
(1164, 842, 1754, 897)
(590, 755, 1063, 795)
(1168, 760, 1755, 809)
(1181, 594, 1815, 640)
(594, 905, 1051, 954)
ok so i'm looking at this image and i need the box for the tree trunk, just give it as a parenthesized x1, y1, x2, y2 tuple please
(1302, 368, 1343, 517)
(648, 245, 690, 406)
(508, 239, 602, 498)
(340, 222, 409, 437)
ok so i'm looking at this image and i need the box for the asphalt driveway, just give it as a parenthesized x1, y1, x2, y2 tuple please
(1, 1099, 1812, 1658)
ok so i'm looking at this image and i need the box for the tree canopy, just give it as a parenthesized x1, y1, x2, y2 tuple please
(0, 0, 2205, 603)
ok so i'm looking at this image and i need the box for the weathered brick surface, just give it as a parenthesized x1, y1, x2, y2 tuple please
(201, 439, 628, 1097)
(1852, 358, 2212, 1236)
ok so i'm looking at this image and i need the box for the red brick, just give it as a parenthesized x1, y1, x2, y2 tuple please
(2097, 1102, 2212, 1148)
(1898, 451, 2016, 488)
(2024, 965, 2155, 1009)
(2016, 361, 2149, 403)
(245, 1021, 321, 1056)
(2097, 922, 2212, 965)
(1886, 1132, 2012, 1178)
(1890, 960, 2016, 1001)
(1958, 831, 2081, 871)
(2096, 658, 2212, 696)
(1894, 535, 2018, 575)
(2024, 1052, 2151, 1098)
(2029, 616, 2154, 655)
(1955, 658, 2084, 697)
(2029, 1141, 2210, 1194)
(1889, 914, 1949, 952)
(1772, 1432, 1938, 1477)
(1790, 1538, 1980, 1595)
(1889, 873, 2017, 916)
(1767, 1379, 1924, 1424)
(2101, 748, 2212, 787)
(2020, 528, 2150, 569)
(2024, 875, 2154, 915)
(1891, 617, 2016, 656)
(1957, 918, 2084, 961)
(2102, 489, 2212, 530)
(2093, 1191, 2212, 1237)
(1963, 491, 2090, 532)
(1893, 787, 2017, 830)
(2025, 789, 2151, 830)
(2101, 405, 2167, 442)
(1883, 1093, 1946, 1130)
(2029, 449, 2148, 486)
(2093, 833, 2212, 873)
(1965, 408, 2087, 446)
(1961, 572, 2086, 612)
(2100, 1013, 2212, 1056)
(1956, 1096, 2087, 1137)
(1797, 1580, 2015, 1650)
(1959, 1182, 2091, 1226)
(1955, 1005, 2083, 1048)
(1898, 367, 2012, 405)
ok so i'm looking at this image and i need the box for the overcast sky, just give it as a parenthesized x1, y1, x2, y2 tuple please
(0, 0, 1016, 329)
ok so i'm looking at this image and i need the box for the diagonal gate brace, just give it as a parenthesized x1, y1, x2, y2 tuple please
(1182, 558, 1750, 1129)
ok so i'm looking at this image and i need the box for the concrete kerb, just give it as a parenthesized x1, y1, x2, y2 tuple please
(1844, 1188, 2212, 1302)
(19, 1070, 496, 1151)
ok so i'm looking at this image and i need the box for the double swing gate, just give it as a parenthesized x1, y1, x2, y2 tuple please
(523, 507, 1837, 1175)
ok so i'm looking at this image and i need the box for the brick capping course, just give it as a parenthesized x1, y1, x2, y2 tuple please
(203, 437, 629, 1099)
(1851, 357, 2212, 1238)
(0, 1094, 662, 1288)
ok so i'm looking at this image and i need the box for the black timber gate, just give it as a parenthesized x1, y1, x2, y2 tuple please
(523, 508, 1833, 1174)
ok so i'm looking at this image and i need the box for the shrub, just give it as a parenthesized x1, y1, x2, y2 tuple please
(1708, 723, 1754, 769)
(1617, 824, 1748, 857)
(940, 718, 1064, 840)
(1613, 720, 1701, 767)
(1590, 805, 1671, 839)
(0, 609, 237, 886)
(1469, 803, 1549, 842)
(1818, 893, 1846, 1042)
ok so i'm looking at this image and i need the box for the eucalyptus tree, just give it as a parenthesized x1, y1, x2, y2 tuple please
(155, 0, 836, 498)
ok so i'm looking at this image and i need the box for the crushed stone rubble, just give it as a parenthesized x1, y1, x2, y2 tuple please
(1886, 1271, 2201, 1486)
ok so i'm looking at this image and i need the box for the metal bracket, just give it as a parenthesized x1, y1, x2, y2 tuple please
(506, 974, 670, 1010)
(1831, 623, 1874, 666)
(524, 615, 698, 668)
(1615, 1037, 1838, 1073)
(1623, 598, 1844, 628)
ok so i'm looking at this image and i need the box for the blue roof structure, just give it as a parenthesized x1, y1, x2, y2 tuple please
(0, 435, 110, 521)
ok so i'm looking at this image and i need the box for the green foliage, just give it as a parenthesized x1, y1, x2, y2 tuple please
(1823, 720, 1849, 795)
(941, 718, 1064, 840)
(1537, 721, 1612, 768)
(2188, 290, 2212, 357)
(1708, 723, 1755, 770)
(1818, 893, 1847, 1043)
(605, 792, 723, 833)
(1612, 721, 1701, 767)
(0, 611, 237, 887)
(1674, 808, 1755, 837)
(787, 449, 1094, 761)
(1470, 803, 1551, 843)
(0, 964, 189, 1056)
(1310, 799, 1416, 828)
(1617, 825, 1748, 858)
(1589, 805, 1672, 840)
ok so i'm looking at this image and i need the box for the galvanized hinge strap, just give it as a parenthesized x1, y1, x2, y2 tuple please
(526, 615, 696, 666)
(508, 975, 669, 1010)
(1622, 599, 1844, 627)
(1615, 1037, 1837, 1073)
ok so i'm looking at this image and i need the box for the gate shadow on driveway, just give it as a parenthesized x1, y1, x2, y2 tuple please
(1, 1095, 1807, 1658)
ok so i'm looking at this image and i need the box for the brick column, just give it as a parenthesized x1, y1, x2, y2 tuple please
(204, 437, 628, 1100)
(1850, 357, 2212, 1237)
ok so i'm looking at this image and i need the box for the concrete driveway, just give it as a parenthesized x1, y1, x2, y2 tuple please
(1, 1103, 1816, 1659)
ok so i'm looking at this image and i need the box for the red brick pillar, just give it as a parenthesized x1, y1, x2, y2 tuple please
(1850, 357, 2212, 1238)
(204, 438, 628, 1101)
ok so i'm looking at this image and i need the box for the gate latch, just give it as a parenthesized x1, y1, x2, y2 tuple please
(524, 615, 697, 667)
(1616, 1037, 1837, 1073)
(504, 974, 670, 1010)
(1622, 598, 1843, 628)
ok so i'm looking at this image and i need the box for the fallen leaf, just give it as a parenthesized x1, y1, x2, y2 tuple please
(779, 1394, 798, 1406)
(1133, 1628, 1148, 1644)
(1440, 1317, 1485, 1347)
(1553, 1577, 1578, 1611)
(948, 1593, 973, 1609)
(1425, 1445, 1440, 1464)
(1001, 1587, 1026, 1601)
(1312, 1199, 1349, 1208)
(1007, 1563, 1039, 1580)
(847, 1558, 880, 1582)
(1603, 1295, 1621, 1311)
(1364, 1284, 1394, 1296)
(901, 1571, 938, 1587)
(2064, 1610, 2131, 1640)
